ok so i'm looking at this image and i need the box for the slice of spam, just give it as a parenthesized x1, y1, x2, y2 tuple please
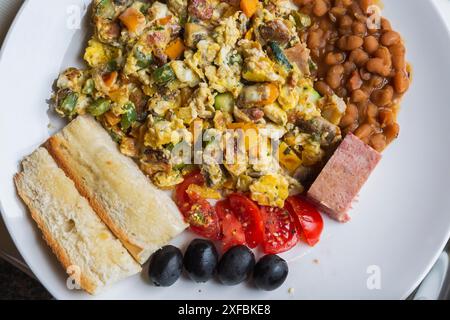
(307, 133, 382, 223)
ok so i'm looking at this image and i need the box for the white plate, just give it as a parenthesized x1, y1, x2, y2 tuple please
(1, 0, 450, 300)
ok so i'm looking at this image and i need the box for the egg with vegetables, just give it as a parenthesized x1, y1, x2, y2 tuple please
(54, 0, 348, 211)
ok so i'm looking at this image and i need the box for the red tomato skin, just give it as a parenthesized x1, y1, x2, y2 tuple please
(286, 196, 323, 246)
(174, 170, 204, 214)
(260, 206, 298, 254)
(174, 170, 221, 240)
(228, 193, 264, 249)
(216, 200, 246, 252)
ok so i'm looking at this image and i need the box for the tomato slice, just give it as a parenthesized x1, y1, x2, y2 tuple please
(174, 170, 205, 215)
(260, 206, 298, 254)
(216, 199, 246, 252)
(228, 193, 264, 249)
(286, 196, 323, 247)
(174, 170, 221, 240)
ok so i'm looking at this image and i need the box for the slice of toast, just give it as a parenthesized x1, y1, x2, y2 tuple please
(14, 148, 141, 295)
(46, 116, 188, 264)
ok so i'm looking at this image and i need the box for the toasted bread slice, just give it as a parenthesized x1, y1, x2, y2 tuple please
(14, 148, 141, 295)
(46, 116, 188, 264)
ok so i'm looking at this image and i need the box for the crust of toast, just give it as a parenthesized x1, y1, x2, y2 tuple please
(46, 137, 144, 260)
(14, 148, 141, 294)
(14, 174, 98, 294)
(45, 116, 187, 264)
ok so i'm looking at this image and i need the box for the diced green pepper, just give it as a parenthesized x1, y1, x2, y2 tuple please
(135, 49, 153, 70)
(214, 93, 234, 113)
(87, 98, 111, 116)
(96, 0, 115, 19)
(58, 92, 78, 116)
(107, 60, 119, 72)
(269, 42, 293, 71)
(82, 79, 95, 95)
(292, 12, 311, 30)
(153, 64, 176, 85)
(121, 102, 138, 130)
(139, 3, 151, 15)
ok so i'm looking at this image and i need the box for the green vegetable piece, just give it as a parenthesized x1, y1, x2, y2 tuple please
(214, 93, 234, 113)
(58, 92, 79, 116)
(140, 3, 151, 15)
(87, 98, 111, 116)
(135, 49, 153, 69)
(96, 0, 115, 19)
(121, 103, 138, 130)
(293, 12, 311, 29)
(153, 64, 176, 85)
(269, 42, 293, 71)
(107, 60, 119, 72)
(82, 79, 95, 95)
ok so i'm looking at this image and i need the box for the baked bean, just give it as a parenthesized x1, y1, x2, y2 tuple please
(381, 31, 400, 47)
(315, 80, 334, 96)
(347, 70, 362, 91)
(339, 15, 353, 29)
(384, 123, 400, 143)
(368, 75, 386, 90)
(390, 44, 406, 71)
(351, 89, 368, 103)
(374, 46, 392, 68)
(370, 133, 387, 152)
(363, 35, 379, 54)
(393, 70, 410, 94)
(343, 61, 356, 74)
(313, 0, 330, 17)
(326, 64, 345, 89)
(349, 48, 369, 67)
(366, 58, 391, 77)
(366, 102, 378, 119)
(359, 68, 371, 81)
(308, 29, 325, 50)
(329, 7, 347, 21)
(359, 0, 374, 13)
(381, 18, 392, 31)
(340, 103, 358, 127)
(354, 123, 373, 140)
(338, 35, 363, 51)
(378, 108, 394, 127)
(324, 51, 346, 65)
(371, 85, 393, 107)
(352, 21, 367, 37)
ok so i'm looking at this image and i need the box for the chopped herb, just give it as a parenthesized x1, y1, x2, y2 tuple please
(121, 102, 138, 131)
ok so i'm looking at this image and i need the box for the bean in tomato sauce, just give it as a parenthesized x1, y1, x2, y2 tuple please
(295, 0, 411, 151)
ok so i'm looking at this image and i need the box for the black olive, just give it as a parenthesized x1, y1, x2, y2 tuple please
(217, 245, 255, 286)
(148, 245, 183, 287)
(253, 255, 289, 291)
(183, 239, 219, 283)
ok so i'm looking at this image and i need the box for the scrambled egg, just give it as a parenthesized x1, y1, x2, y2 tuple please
(54, 0, 346, 208)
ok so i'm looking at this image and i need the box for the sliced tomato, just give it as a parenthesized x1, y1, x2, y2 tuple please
(228, 193, 264, 249)
(216, 199, 246, 252)
(174, 170, 221, 240)
(174, 170, 205, 215)
(286, 196, 323, 247)
(260, 206, 298, 254)
(186, 193, 221, 240)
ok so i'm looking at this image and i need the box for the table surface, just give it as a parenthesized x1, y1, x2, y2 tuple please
(1, 0, 450, 300)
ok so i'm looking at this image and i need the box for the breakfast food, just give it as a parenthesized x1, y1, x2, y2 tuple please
(14, 148, 141, 294)
(307, 133, 381, 222)
(18, 0, 410, 294)
(46, 115, 188, 264)
(297, 0, 409, 151)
